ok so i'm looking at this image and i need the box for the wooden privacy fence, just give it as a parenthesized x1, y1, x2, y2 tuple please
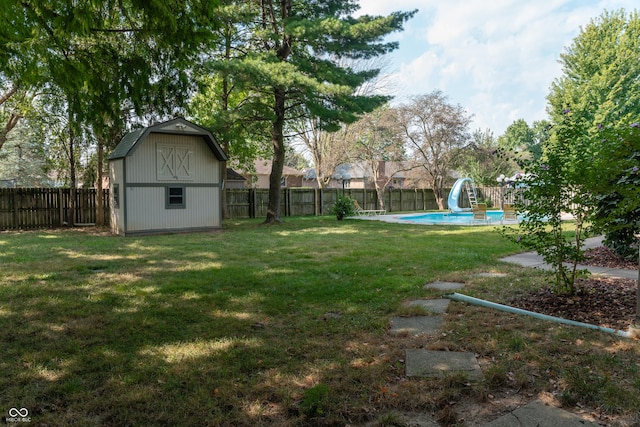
(0, 186, 515, 229)
(225, 186, 513, 218)
(0, 188, 110, 230)
(226, 188, 440, 218)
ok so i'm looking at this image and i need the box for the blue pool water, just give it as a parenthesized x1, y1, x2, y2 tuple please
(398, 211, 505, 225)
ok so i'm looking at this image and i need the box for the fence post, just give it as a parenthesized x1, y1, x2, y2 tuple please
(252, 188, 258, 218)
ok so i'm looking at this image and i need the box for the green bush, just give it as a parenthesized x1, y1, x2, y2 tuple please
(592, 127, 640, 262)
(330, 195, 355, 220)
(502, 109, 594, 295)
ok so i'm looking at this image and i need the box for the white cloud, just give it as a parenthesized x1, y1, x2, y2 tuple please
(356, 0, 639, 135)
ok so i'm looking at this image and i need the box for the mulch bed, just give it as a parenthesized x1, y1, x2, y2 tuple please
(511, 246, 638, 331)
(584, 246, 639, 270)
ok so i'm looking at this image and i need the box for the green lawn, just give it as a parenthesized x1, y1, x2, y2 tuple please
(1, 217, 638, 426)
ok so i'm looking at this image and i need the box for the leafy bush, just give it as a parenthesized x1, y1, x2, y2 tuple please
(592, 126, 640, 262)
(330, 195, 355, 220)
(502, 110, 594, 295)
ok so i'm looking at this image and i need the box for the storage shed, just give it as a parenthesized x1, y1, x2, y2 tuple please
(108, 118, 228, 236)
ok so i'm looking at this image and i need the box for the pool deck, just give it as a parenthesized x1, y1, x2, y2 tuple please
(352, 211, 576, 225)
(351, 212, 518, 225)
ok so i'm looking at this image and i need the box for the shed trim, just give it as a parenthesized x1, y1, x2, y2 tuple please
(108, 118, 227, 161)
(119, 226, 222, 237)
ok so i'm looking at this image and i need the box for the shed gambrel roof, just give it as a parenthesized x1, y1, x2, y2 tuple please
(108, 118, 228, 161)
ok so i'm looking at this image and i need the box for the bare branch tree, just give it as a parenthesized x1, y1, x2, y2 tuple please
(346, 105, 417, 208)
(397, 90, 473, 210)
(291, 55, 396, 188)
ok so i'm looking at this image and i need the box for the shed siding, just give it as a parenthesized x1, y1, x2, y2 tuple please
(126, 134, 220, 184)
(109, 159, 125, 234)
(126, 186, 220, 232)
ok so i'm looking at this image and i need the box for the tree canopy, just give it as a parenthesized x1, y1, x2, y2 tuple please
(397, 90, 473, 210)
(548, 9, 640, 129)
(498, 118, 548, 161)
(547, 8, 640, 259)
(202, 0, 416, 223)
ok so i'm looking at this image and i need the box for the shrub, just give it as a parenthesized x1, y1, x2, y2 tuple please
(502, 110, 594, 295)
(330, 195, 355, 220)
(592, 126, 640, 262)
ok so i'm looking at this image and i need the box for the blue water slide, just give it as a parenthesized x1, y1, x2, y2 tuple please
(447, 178, 473, 212)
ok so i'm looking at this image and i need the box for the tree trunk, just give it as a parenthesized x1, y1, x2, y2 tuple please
(636, 242, 639, 324)
(0, 83, 20, 151)
(96, 138, 104, 226)
(68, 119, 76, 226)
(264, 86, 286, 224)
(0, 112, 20, 152)
(432, 177, 444, 210)
(370, 162, 385, 210)
(66, 93, 80, 226)
(220, 28, 231, 220)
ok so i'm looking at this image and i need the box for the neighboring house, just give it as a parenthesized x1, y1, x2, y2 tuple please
(96, 171, 110, 190)
(224, 168, 246, 189)
(108, 118, 228, 236)
(238, 159, 304, 189)
(329, 161, 409, 190)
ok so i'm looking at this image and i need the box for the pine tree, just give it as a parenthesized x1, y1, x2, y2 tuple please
(208, 0, 416, 223)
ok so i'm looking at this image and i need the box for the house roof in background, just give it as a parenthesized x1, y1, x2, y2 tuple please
(250, 160, 304, 177)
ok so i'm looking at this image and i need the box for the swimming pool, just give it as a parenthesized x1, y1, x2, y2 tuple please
(397, 210, 507, 225)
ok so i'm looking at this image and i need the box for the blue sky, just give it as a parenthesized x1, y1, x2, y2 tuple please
(357, 0, 638, 136)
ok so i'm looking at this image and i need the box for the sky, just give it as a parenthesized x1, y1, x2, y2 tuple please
(356, 0, 638, 137)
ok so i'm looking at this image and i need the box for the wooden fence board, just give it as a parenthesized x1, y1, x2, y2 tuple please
(1, 186, 517, 230)
(0, 188, 109, 230)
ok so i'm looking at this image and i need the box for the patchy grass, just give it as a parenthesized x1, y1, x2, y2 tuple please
(0, 216, 638, 426)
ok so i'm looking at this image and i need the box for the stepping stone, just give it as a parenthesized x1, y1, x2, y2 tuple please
(424, 281, 465, 291)
(390, 316, 442, 336)
(482, 400, 598, 426)
(476, 272, 508, 278)
(406, 299, 450, 314)
(500, 253, 549, 269)
(405, 349, 482, 379)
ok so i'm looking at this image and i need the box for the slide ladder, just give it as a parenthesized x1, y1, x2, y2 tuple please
(464, 180, 479, 208)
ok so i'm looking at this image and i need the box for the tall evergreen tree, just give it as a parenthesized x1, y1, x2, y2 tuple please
(210, 1, 415, 223)
(189, 2, 271, 217)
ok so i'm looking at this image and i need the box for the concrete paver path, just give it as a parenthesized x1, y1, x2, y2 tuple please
(405, 349, 482, 379)
(483, 400, 599, 427)
(500, 236, 638, 280)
